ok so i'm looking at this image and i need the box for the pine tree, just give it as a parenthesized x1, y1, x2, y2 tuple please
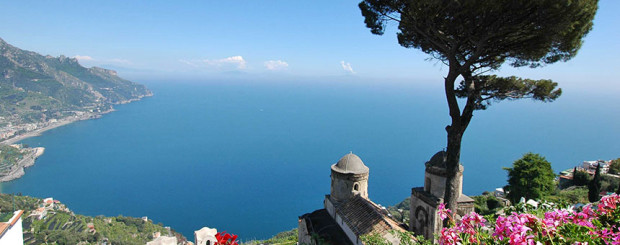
(588, 163, 602, 202)
(359, 0, 597, 213)
(572, 167, 577, 185)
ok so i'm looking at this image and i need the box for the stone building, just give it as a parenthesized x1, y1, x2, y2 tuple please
(409, 151, 474, 241)
(194, 227, 218, 245)
(298, 153, 409, 245)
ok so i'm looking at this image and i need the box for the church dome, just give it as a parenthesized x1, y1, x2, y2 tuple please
(426, 151, 447, 168)
(331, 152, 369, 174)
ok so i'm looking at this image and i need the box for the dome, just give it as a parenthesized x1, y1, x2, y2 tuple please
(331, 152, 369, 174)
(426, 151, 447, 168)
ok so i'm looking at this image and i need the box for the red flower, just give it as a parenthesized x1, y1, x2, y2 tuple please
(215, 231, 239, 245)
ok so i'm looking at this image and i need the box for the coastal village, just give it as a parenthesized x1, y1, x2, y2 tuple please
(0, 109, 107, 144)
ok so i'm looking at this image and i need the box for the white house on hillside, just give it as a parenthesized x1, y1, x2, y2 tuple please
(0, 210, 24, 245)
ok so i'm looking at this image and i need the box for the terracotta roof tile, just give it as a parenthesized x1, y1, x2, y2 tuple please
(10, 210, 23, 226)
(0, 223, 8, 237)
(334, 195, 406, 237)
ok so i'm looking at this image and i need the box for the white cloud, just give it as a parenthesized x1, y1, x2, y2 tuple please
(179, 59, 198, 67)
(264, 60, 289, 70)
(73, 55, 94, 61)
(340, 61, 355, 74)
(180, 56, 247, 70)
(216, 56, 246, 69)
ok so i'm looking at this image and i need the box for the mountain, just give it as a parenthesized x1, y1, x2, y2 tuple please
(0, 37, 151, 124)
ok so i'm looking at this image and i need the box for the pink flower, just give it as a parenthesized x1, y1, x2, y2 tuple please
(598, 194, 620, 215)
(439, 227, 461, 245)
(572, 212, 594, 228)
(438, 203, 452, 221)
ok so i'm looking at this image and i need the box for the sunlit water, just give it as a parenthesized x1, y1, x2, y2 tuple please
(1, 79, 618, 240)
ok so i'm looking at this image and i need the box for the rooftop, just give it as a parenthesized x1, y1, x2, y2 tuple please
(331, 152, 369, 174)
(299, 209, 353, 245)
(334, 195, 407, 238)
(0, 210, 23, 238)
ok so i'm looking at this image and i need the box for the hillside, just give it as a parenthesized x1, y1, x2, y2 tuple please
(0, 37, 151, 129)
(0, 194, 185, 244)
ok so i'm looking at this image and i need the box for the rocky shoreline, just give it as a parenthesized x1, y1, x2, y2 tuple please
(0, 147, 45, 182)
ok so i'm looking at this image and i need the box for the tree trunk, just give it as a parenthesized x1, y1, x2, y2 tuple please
(442, 62, 463, 217)
(444, 126, 462, 218)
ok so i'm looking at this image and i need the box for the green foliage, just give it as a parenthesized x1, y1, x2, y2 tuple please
(504, 153, 556, 203)
(0, 38, 151, 124)
(601, 174, 619, 193)
(360, 230, 417, 245)
(573, 169, 591, 186)
(545, 186, 589, 204)
(359, 0, 597, 68)
(361, 232, 391, 245)
(0, 144, 25, 171)
(455, 75, 561, 110)
(473, 194, 505, 216)
(609, 158, 620, 175)
(243, 228, 298, 245)
(359, 0, 596, 212)
(0, 194, 178, 245)
(0, 212, 14, 222)
(387, 197, 410, 224)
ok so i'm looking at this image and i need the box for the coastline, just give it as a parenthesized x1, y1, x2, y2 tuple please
(0, 94, 152, 182)
(0, 93, 153, 146)
(0, 147, 45, 182)
(0, 109, 113, 145)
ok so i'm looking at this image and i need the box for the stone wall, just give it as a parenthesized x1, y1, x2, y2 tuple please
(330, 171, 368, 202)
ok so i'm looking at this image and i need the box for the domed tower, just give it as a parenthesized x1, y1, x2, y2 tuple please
(424, 151, 464, 198)
(329, 152, 369, 203)
(410, 150, 474, 242)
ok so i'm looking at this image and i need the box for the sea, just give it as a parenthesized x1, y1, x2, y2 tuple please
(0, 79, 618, 241)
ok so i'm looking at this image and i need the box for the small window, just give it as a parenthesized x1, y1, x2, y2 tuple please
(425, 177, 431, 192)
(353, 183, 359, 191)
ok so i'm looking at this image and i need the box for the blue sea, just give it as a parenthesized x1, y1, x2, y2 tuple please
(1, 79, 618, 241)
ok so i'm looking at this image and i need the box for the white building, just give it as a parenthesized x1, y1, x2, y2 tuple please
(146, 236, 177, 245)
(582, 160, 610, 174)
(195, 227, 218, 245)
(0, 210, 24, 245)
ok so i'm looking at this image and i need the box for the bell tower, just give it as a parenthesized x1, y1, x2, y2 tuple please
(329, 152, 369, 203)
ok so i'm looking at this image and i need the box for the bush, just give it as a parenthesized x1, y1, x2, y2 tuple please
(545, 186, 589, 204)
(609, 158, 620, 175)
(601, 174, 620, 193)
(573, 170, 591, 186)
(504, 153, 555, 203)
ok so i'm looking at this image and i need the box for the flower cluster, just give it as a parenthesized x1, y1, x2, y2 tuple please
(437, 194, 620, 245)
(215, 231, 239, 245)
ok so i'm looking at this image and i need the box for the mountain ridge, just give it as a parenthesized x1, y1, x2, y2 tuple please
(0, 37, 151, 129)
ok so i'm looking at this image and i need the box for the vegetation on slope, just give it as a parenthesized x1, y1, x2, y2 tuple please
(243, 228, 298, 245)
(0, 144, 25, 171)
(0, 37, 151, 125)
(0, 194, 183, 245)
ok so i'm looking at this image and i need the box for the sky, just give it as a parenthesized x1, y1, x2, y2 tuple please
(0, 0, 618, 91)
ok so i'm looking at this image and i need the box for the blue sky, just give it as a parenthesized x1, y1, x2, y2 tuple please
(1, 0, 618, 91)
